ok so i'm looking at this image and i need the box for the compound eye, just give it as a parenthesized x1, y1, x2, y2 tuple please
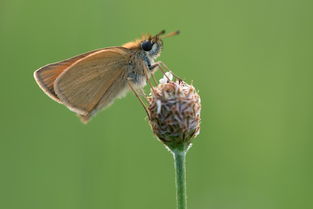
(141, 41, 153, 51)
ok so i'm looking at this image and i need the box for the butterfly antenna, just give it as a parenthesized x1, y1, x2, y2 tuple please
(156, 30, 166, 37)
(160, 30, 180, 39)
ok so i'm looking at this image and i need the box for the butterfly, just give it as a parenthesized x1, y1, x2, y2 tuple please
(34, 30, 179, 123)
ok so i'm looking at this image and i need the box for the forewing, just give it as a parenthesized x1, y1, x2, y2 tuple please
(33, 48, 106, 103)
(54, 47, 130, 116)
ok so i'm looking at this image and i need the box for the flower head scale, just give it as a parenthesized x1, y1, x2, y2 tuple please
(147, 73, 201, 150)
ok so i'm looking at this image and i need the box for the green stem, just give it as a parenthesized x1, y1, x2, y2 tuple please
(173, 149, 187, 209)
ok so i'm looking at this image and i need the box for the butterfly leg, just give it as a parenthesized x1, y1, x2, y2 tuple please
(149, 63, 160, 72)
(143, 64, 158, 88)
(127, 80, 150, 119)
(155, 61, 183, 81)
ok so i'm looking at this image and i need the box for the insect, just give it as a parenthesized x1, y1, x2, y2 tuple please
(34, 30, 179, 123)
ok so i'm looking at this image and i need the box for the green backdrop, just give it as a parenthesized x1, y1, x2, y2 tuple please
(1, 0, 312, 209)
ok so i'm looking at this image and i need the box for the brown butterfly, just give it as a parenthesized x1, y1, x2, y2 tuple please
(34, 30, 179, 123)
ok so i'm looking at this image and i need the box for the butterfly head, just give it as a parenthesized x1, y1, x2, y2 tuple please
(141, 30, 180, 58)
(123, 30, 179, 59)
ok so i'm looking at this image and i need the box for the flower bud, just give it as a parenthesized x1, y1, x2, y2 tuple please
(147, 76, 201, 149)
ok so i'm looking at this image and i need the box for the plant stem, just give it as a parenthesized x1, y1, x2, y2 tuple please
(173, 149, 187, 209)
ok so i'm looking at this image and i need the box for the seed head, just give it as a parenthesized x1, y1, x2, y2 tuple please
(147, 74, 201, 149)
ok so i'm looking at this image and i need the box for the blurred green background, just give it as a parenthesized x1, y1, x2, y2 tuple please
(1, 0, 312, 209)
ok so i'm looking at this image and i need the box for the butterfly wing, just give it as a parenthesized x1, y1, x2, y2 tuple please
(33, 48, 108, 103)
(54, 47, 131, 121)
